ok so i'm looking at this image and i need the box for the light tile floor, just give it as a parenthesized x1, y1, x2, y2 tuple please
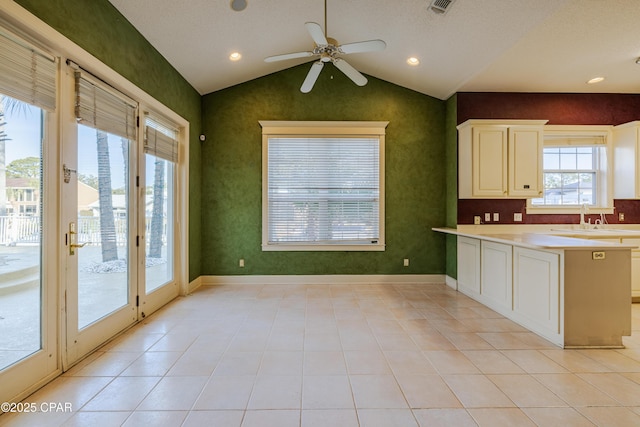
(2, 283, 640, 427)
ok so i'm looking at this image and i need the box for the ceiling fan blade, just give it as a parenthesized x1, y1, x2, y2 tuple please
(305, 22, 328, 46)
(339, 39, 387, 54)
(333, 58, 367, 86)
(301, 61, 324, 93)
(264, 51, 314, 63)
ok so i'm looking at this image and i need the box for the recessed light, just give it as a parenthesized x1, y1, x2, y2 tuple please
(229, 52, 242, 61)
(230, 0, 247, 12)
(406, 57, 420, 66)
(587, 76, 604, 84)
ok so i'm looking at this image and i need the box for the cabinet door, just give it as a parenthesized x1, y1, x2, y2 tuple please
(513, 247, 560, 336)
(481, 241, 513, 315)
(621, 238, 640, 299)
(612, 123, 640, 199)
(508, 127, 543, 197)
(472, 126, 508, 197)
(630, 256, 640, 299)
(457, 236, 480, 297)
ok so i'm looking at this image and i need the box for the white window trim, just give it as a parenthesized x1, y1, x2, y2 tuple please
(260, 121, 388, 251)
(527, 125, 613, 215)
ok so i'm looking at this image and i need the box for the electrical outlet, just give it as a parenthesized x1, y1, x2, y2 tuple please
(403, 258, 409, 267)
(493, 213, 499, 222)
(239, 259, 245, 267)
(514, 213, 523, 222)
(484, 213, 491, 222)
(619, 212, 625, 222)
(474, 216, 481, 225)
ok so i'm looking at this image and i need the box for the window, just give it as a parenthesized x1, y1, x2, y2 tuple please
(528, 126, 613, 214)
(143, 112, 178, 292)
(260, 121, 388, 251)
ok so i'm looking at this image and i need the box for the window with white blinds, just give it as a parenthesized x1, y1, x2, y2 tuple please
(145, 113, 179, 163)
(260, 121, 387, 251)
(0, 29, 56, 111)
(527, 127, 613, 214)
(74, 70, 136, 139)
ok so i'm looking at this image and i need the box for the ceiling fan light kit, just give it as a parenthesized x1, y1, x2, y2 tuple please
(264, 1, 386, 93)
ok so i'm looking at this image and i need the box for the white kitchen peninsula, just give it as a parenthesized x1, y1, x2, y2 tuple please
(434, 228, 634, 348)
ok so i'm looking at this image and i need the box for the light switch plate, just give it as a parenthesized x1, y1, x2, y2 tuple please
(484, 213, 491, 222)
(514, 213, 523, 222)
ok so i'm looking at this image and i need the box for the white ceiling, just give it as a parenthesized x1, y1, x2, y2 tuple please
(107, 0, 640, 100)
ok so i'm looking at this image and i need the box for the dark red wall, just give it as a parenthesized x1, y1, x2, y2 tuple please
(458, 199, 640, 225)
(457, 92, 640, 126)
(456, 92, 640, 225)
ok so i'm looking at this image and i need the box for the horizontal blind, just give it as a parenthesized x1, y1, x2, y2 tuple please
(0, 30, 56, 111)
(74, 71, 136, 140)
(145, 113, 179, 163)
(267, 137, 380, 244)
(544, 136, 606, 146)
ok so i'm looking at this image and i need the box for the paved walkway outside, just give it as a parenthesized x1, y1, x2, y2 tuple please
(0, 245, 168, 371)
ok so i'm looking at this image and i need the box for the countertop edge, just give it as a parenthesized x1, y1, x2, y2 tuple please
(432, 227, 638, 250)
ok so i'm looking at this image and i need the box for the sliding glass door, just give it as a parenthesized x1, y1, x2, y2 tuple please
(63, 70, 138, 366)
(138, 113, 179, 315)
(0, 10, 186, 400)
(0, 28, 58, 403)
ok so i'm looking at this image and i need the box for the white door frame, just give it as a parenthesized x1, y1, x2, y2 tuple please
(0, 0, 189, 393)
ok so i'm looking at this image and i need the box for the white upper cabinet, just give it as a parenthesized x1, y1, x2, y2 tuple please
(613, 121, 640, 199)
(458, 120, 547, 198)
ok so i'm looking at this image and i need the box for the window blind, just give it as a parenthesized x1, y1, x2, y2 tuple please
(145, 113, 179, 163)
(544, 136, 606, 146)
(74, 70, 136, 140)
(267, 137, 380, 245)
(0, 29, 56, 111)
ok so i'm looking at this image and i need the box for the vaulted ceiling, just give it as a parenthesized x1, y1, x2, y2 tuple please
(107, 0, 640, 100)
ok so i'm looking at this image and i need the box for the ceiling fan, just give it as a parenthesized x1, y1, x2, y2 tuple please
(264, 1, 386, 93)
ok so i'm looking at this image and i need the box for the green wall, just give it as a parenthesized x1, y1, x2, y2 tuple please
(445, 95, 458, 279)
(14, 0, 203, 281)
(15, 0, 452, 279)
(201, 63, 447, 275)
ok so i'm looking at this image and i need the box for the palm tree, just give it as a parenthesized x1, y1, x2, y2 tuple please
(0, 96, 35, 218)
(96, 130, 118, 262)
(148, 158, 164, 258)
(0, 98, 10, 216)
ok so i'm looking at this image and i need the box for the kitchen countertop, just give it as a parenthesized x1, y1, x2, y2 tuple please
(433, 227, 638, 250)
(541, 228, 640, 238)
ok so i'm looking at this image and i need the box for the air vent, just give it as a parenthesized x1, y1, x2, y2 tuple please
(429, 0, 455, 14)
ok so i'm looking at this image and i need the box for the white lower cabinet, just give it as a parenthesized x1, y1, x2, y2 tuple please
(451, 232, 631, 348)
(512, 247, 560, 342)
(621, 238, 640, 301)
(631, 256, 640, 301)
(457, 236, 480, 297)
(457, 237, 560, 342)
(480, 241, 513, 316)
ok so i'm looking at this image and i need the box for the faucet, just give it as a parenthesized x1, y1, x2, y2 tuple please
(580, 203, 589, 229)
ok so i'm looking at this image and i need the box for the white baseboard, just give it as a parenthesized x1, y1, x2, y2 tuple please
(186, 276, 202, 294)
(445, 275, 457, 290)
(200, 274, 446, 286)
